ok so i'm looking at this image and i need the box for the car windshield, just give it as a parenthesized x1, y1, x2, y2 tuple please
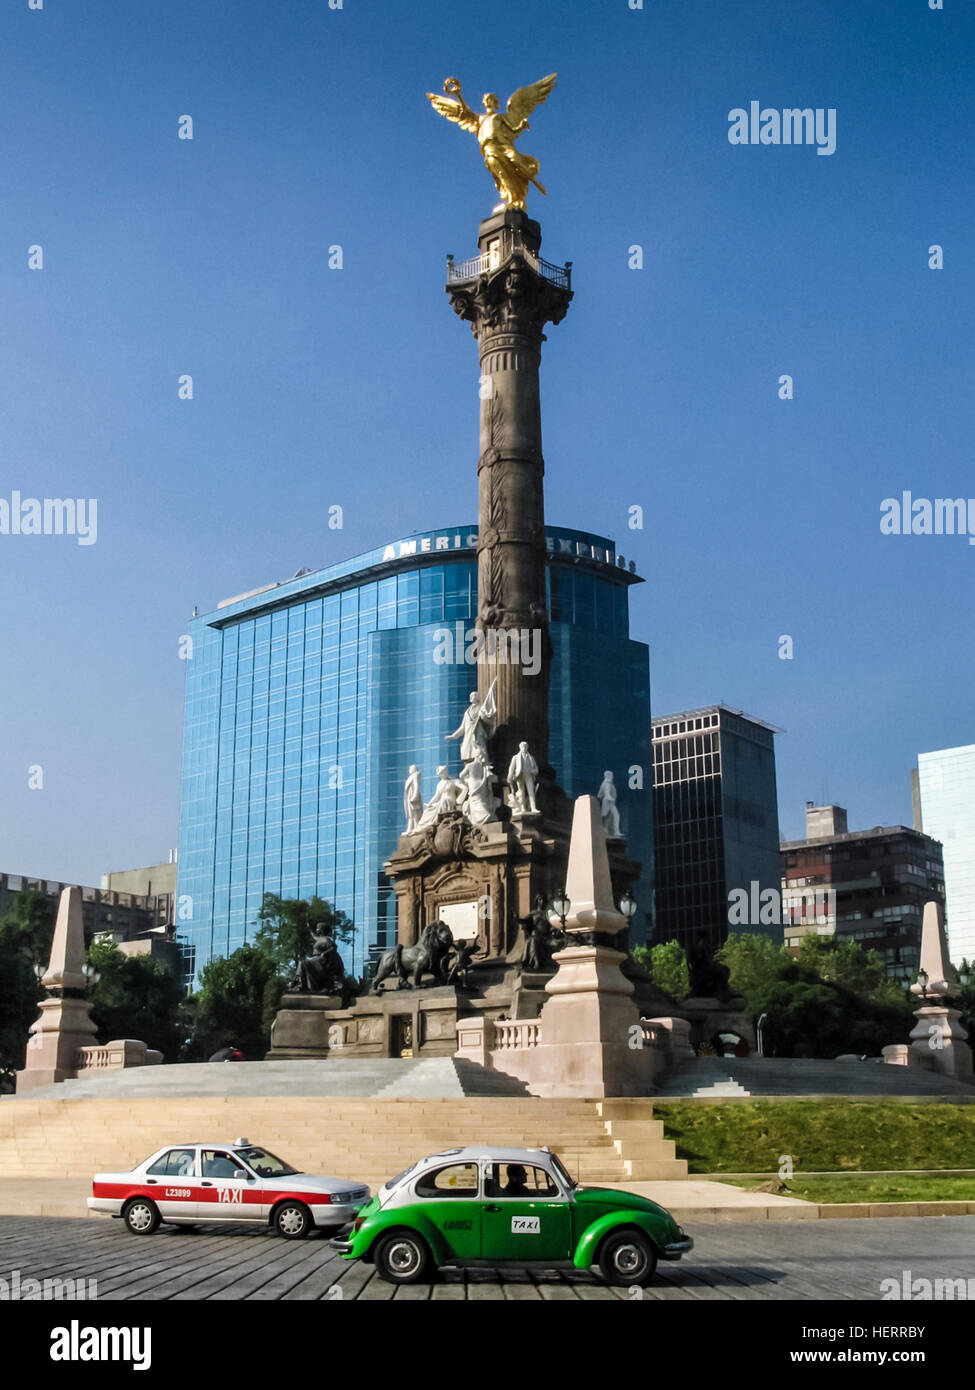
(549, 1153, 577, 1190)
(236, 1146, 298, 1177)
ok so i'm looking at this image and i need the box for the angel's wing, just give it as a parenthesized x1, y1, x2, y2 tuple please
(505, 73, 557, 125)
(426, 93, 479, 134)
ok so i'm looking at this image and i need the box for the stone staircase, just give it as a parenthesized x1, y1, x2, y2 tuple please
(14, 1058, 520, 1102)
(0, 1061, 687, 1187)
(653, 1057, 975, 1099)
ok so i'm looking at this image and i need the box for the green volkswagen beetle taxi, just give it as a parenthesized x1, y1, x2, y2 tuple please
(330, 1145, 693, 1286)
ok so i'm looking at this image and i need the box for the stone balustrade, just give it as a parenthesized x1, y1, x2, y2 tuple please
(76, 1039, 163, 1072)
(494, 1020, 540, 1052)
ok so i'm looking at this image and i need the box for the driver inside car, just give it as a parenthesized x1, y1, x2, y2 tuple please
(503, 1163, 530, 1197)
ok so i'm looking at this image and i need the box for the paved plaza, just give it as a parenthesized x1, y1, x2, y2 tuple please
(1, 1215, 972, 1302)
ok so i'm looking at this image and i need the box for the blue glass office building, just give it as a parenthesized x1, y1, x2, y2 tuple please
(177, 525, 652, 980)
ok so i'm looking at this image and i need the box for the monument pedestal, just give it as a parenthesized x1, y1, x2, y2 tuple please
(908, 1006, 974, 1081)
(267, 995, 344, 1059)
(386, 812, 571, 961)
(529, 943, 644, 1097)
(269, 986, 489, 1060)
(16, 995, 99, 1092)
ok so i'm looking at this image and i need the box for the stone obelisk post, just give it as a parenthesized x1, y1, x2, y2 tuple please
(446, 209, 572, 798)
(529, 796, 645, 1097)
(907, 900, 973, 1080)
(16, 885, 98, 1093)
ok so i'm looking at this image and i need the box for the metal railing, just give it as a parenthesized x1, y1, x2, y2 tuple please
(447, 251, 491, 282)
(446, 233, 571, 291)
(527, 250, 572, 289)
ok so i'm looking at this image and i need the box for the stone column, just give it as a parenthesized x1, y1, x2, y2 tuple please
(447, 210, 572, 786)
(16, 886, 98, 1093)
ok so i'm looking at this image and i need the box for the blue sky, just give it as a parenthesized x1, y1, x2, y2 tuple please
(1, 0, 972, 885)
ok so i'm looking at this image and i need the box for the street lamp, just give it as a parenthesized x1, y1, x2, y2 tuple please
(82, 962, 101, 990)
(549, 891, 570, 931)
(958, 966, 971, 990)
(619, 892, 638, 923)
(916, 967, 929, 1001)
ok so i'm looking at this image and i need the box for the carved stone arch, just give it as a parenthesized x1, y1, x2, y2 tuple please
(426, 866, 481, 898)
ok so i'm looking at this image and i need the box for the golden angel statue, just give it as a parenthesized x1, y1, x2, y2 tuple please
(426, 74, 557, 210)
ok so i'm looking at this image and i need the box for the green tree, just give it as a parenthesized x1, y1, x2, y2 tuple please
(0, 890, 56, 1092)
(796, 934, 907, 1007)
(631, 940, 689, 999)
(192, 944, 281, 1060)
(184, 895, 357, 1061)
(254, 893, 355, 978)
(762, 963, 913, 1059)
(715, 933, 788, 1016)
(87, 939, 186, 1062)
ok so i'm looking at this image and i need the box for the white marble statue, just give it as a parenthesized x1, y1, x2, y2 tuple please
(507, 740, 539, 815)
(446, 678, 498, 765)
(415, 765, 467, 831)
(403, 765, 423, 832)
(460, 753, 499, 825)
(597, 770, 621, 838)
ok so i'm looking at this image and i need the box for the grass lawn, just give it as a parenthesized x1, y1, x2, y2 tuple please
(730, 1174, 975, 1204)
(655, 1099, 975, 1173)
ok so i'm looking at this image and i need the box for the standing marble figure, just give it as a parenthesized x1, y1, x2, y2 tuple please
(404, 765, 423, 832)
(507, 741, 538, 815)
(447, 679, 498, 765)
(597, 770, 621, 838)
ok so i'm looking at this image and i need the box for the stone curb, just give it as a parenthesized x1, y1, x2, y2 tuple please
(815, 1200, 975, 1219)
(8, 1202, 974, 1224)
(2, 1191, 974, 1226)
(649, 1199, 975, 1224)
(695, 1168, 975, 1180)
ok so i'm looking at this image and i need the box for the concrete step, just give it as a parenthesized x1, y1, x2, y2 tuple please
(0, 1087, 658, 1182)
(693, 1081, 752, 1097)
(620, 1159, 689, 1180)
(602, 1119, 665, 1140)
(608, 1140, 682, 1159)
(0, 1063, 689, 1185)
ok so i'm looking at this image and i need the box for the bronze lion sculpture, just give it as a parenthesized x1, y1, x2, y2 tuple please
(371, 920, 455, 992)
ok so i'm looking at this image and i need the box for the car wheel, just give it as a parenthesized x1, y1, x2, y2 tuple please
(374, 1230, 431, 1285)
(274, 1201, 312, 1239)
(597, 1228, 657, 1287)
(122, 1198, 160, 1236)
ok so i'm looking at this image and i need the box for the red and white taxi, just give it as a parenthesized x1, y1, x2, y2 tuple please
(88, 1139, 370, 1239)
